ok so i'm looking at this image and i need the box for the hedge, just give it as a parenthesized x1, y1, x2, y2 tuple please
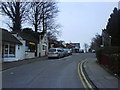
(109, 53, 120, 76)
(95, 46, 120, 77)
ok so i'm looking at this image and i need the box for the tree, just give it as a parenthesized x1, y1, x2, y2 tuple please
(28, 2, 43, 32)
(1, 2, 30, 32)
(90, 34, 102, 49)
(105, 7, 120, 46)
(29, 0, 59, 33)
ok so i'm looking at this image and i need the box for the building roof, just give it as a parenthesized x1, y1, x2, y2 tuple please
(11, 31, 38, 43)
(1, 28, 22, 45)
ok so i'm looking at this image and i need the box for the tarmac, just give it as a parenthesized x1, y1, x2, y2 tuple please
(84, 58, 119, 89)
(2, 55, 120, 89)
(2, 56, 47, 71)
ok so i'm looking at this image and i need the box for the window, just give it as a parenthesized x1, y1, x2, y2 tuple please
(4, 45, 8, 54)
(26, 42, 35, 52)
(57, 49, 62, 52)
(9, 45, 15, 57)
(49, 49, 56, 52)
(43, 45, 46, 50)
(2, 44, 15, 57)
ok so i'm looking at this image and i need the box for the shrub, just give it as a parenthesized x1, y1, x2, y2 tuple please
(95, 48, 104, 64)
(95, 46, 120, 77)
(109, 53, 120, 76)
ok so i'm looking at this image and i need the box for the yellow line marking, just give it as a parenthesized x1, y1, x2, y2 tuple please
(78, 63, 88, 90)
(80, 60, 93, 90)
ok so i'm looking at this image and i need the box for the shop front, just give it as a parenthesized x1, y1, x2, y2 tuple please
(25, 41, 36, 59)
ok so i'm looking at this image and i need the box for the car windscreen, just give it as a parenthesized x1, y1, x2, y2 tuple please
(49, 49, 56, 52)
(57, 49, 62, 52)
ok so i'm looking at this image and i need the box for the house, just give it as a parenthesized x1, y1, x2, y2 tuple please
(39, 33, 48, 56)
(70, 43, 80, 53)
(11, 31, 39, 59)
(1, 28, 49, 62)
(1, 28, 23, 62)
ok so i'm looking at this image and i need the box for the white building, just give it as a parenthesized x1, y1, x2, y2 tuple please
(39, 33, 48, 56)
(12, 31, 38, 59)
(2, 29, 23, 62)
(1, 28, 48, 62)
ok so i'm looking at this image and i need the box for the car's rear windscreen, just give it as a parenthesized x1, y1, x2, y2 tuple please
(49, 49, 56, 52)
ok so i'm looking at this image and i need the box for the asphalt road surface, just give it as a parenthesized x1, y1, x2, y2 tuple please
(3, 53, 95, 88)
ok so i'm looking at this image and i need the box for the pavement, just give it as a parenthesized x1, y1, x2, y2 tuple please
(84, 58, 119, 89)
(2, 56, 47, 71)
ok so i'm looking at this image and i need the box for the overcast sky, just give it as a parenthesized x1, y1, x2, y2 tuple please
(57, 2, 118, 49)
(0, 1, 118, 49)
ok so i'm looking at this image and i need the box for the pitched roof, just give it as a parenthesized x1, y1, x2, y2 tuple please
(11, 31, 38, 43)
(1, 28, 22, 45)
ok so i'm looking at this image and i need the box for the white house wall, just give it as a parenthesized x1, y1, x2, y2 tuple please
(15, 41, 25, 60)
(25, 52, 35, 59)
(39, 33, 48, 57)
(37, 44, 40, 57)
(3, 57, 18, 62)
(13, 34, 36, 60)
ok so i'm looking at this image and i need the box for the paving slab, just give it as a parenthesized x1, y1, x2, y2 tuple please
(84, 58, 119, 89)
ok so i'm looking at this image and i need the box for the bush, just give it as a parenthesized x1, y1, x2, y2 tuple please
(95, 46, 120, 77)
(109, 53, 120, 76)
(95, 48, 104, 64)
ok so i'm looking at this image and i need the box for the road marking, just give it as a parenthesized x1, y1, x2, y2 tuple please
(78, 60, 93, 90)
(80, 60, 93, 90)
(78, 63, 88, 89)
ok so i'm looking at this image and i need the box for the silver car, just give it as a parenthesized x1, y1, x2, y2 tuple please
(48, 48, 64, 58)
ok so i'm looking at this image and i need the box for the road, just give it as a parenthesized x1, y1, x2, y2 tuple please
(3, 53, 95, 88)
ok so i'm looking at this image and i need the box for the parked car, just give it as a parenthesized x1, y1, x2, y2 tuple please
(92, 49, 95, 53)
(48, 48, 64, 59)
(63, 49, 69, 56)
(68, 49, 72, 55)
(63, 48, 72, 56)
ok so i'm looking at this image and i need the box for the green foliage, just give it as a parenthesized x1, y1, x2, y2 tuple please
(95, 48, 104, 63)
(96, 46, 120, 55)
(109, 53, 120, 76)
(106, 8, 120, 46)
(96, 46, 120, 77)
(90, 34, 102, 50)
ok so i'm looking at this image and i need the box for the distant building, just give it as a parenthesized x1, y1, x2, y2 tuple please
(65, 43, 81, 53)
(70, 43, 80, 53)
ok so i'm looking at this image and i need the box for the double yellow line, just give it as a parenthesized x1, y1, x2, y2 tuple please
(78, 60, 93, 90)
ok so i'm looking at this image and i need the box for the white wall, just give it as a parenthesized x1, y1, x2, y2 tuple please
(15, 40, 25, 60)
(3, 57, 18, 62)
(37, 44, 40, 57)
(39, 33, 48, 57)
(25, 52, 35, 59)
(13, 34, 36, 59)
